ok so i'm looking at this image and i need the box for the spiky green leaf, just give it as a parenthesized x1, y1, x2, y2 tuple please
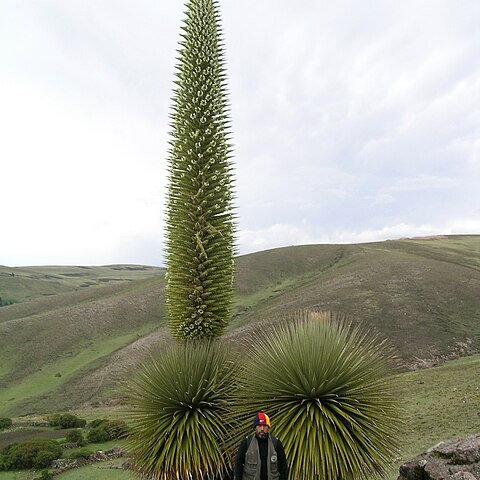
(236, 311, 400, 480)
(126, 341, 239, 479)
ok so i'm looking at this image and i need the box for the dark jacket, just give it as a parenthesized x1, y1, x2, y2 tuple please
(234, 434, 288, 480)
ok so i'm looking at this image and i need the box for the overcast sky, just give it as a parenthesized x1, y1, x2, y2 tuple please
(1, 1, 479, 266)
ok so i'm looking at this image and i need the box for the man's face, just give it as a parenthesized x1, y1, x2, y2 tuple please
(255, 424, 270, 439)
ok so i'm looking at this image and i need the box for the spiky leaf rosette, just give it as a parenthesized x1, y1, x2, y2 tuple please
(126, 341, 239, 480)
(165, 0, 235, 340)
(237, 311, 400, 480)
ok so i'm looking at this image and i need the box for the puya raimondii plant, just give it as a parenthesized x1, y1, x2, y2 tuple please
(165, 0, 235, 340)
(237, 311, 400, 480)
(127, 341, 239, 480)
(127, 3, 237, 477)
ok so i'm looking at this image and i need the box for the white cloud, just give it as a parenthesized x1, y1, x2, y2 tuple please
(0, 80, 166, 266)
(1, 0, 479, 265)
(239, 224, 317, 254)
(326, 224, 448, 244)
(239, 217, 480, 255)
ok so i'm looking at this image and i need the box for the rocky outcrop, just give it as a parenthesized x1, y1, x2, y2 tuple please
(12, 420, 49, 427)
(51, 447, 128, 475)
(398, 434, 480, 480)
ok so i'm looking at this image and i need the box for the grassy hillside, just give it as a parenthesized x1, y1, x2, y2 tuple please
(229, 235, 480, 368)
(0, 276, 167, 415)
(0, 235, 479, 416)
(1, 354, 478, 480)
(0, 264, 163, 304)
(65, 352, 480, 480)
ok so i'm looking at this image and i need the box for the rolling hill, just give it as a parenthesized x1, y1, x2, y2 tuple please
(0, 235, 479, 416)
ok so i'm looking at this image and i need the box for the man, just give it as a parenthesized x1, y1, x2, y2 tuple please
(234, 412, 288, 480)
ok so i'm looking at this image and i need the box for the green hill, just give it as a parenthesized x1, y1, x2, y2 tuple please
(0, 264, 163, 304)
(0, 354, 478, 480)
(0, 234, 479, 416)
(229, 235, 480, 367)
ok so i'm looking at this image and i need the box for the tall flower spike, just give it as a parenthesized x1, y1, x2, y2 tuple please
(165, 0, 236, 340)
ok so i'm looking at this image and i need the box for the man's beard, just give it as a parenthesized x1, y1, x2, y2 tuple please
(256, 431, 268, 440)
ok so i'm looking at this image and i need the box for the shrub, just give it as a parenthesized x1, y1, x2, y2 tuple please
(85, 419, 127, 443)
(47, 414, 60, 427)
(65, 429, 85, 446)
(0, 453, 7, 471)
(103, 420, 128, 439)
(5, 438, 62, 470)
(34, 450, 57, 469)
(40, 470, 53, 480)
(48, 413, 86, 429)
(86, 427, 110, 444)
(0, 418, 12, 430)
(67, 447, 93, 460)
(237, 311, 400, 480)
(0, 298, 15, 307)
(88, 418, 107, 429)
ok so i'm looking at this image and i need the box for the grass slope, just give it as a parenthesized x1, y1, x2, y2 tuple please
(387, 353, 480, 479)
(0, 276, 167, 415)
(229, 235, 480, 367)
(0, 265, 163, 305)
(1, 354, 478, 480)
(0, 235, 479, 416)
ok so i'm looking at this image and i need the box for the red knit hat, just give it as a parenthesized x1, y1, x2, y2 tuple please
(253, 412, 270, 428)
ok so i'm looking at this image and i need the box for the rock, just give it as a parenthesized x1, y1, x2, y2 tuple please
(12, 420, 49, 427)
(454, 473, 477, 480)
(51, 447, 129, 475)
(398, 434, 480, 480)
